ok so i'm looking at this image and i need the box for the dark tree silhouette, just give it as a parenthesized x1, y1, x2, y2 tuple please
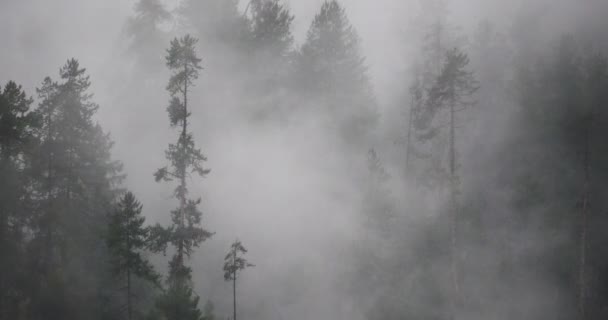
(223, 240, 254, 320)
(149, 35, 212, 320)
(106, 191, 160, 320)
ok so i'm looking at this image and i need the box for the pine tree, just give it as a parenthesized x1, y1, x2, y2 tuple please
(150, 35, 212, 320)
(106, 191, 160, 320)
(248, 0, 294, 58)
(223, 240, 254, 320)
(245, 0, 295, 118)
(404, 0, 461, 182)
(29, 59, 124, 320)
(0, 81, 39, 319)
(425, 48, 478, 317)
(296, 0, 377, 143)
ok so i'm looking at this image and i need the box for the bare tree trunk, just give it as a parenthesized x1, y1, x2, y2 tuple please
(449, 96, 459, 319)
(127, 268, 132, 320)
(127, 218, 132, 320)
(0, 201, 6, 320)
(233, 249, 237, 320)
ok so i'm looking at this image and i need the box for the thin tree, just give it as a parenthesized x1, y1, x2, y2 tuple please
(223, 240, 254, 320)
(426, 48, 478, 317)
(106, 191, 160, 320)
(150, 34, 212, 320)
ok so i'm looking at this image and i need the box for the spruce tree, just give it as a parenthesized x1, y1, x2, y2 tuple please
(223, 240, 254, 320)
(106, 191, 160, 320)
(150, 35, 212, 320)
(296, 0, 377, 143)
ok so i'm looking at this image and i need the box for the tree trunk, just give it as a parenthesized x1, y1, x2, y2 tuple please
(449, 95, 459, 319)
(0, 199, 6, 320)
(127, 268, 132, 320)
(233, 250, 237, 320)
(178, 63, 189, 273)
(127, 215, 132, 320)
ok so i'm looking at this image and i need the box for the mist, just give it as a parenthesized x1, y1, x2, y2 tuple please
(2, 0, 608, 320)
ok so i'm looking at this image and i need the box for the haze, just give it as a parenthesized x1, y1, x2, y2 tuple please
(2, 0, 608, 320)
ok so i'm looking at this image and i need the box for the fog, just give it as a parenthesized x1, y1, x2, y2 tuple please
(3, 0, 608, 319)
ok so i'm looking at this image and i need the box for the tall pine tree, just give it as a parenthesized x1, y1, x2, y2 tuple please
(150, 35, 213, 320)
(223, 240, 254, 320)
(424, 48, 478, 318)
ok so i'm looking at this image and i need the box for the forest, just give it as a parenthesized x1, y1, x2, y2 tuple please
(2, 0, 608, 319)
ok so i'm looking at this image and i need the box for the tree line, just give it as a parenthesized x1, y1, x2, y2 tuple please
(3, 0, 608, 320)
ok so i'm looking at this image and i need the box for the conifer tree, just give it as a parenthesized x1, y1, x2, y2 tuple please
(29, 59, 124, 320)
(0, 81, 38, 319)
(296, 0, 377, 143)
(404, 0, 461, 181)
(249, 0, 294, 58)
(245, 0, 295, 118)
(223, 240, 254, 320)
(150, 35, 212, 320)
(426, 48, 478, 316)
(106, 191, 160, 320)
